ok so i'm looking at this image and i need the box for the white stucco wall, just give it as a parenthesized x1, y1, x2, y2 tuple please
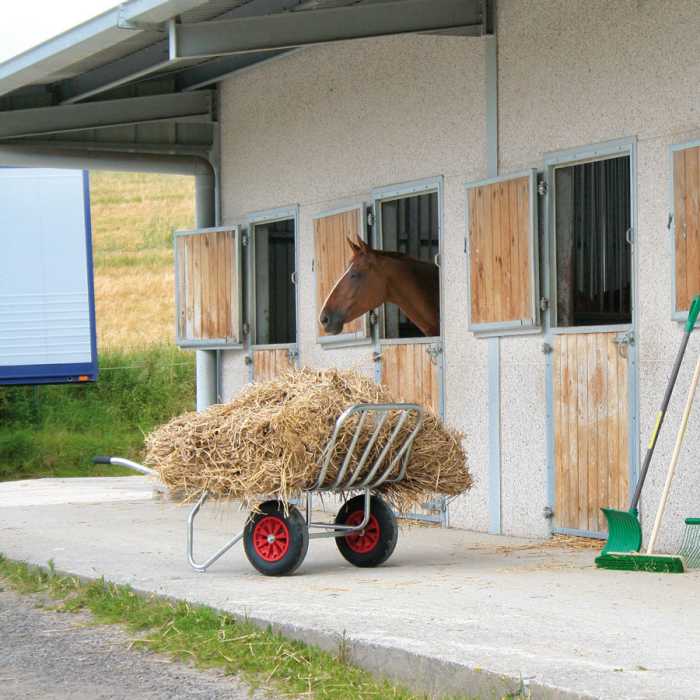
(217, 2, 700, 546)
(497, 0, 700, 547)
(219, 34, 492, 532)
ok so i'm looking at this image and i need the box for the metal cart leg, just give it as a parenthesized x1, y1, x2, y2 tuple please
(187, 491, 245, 573)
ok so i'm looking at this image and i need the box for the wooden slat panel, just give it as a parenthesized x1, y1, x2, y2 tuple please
(467, 175, 534, 326)
(253, 348, 293, 383)
(675, 145, 700, 312)
(380, 343, 440, 414)
(516, 176, 532, 320)
(617, 336, 629, 511)
(185, 236, 194, 338)
(553, 331, 629, 533)
(175, 230, 240, 344)
(176, 236, 187, 338)
(684, 147, 700, 308)
(595, 333, 608, 532)
(314, 208, 367, 338)
(674, 150, 687, 310)
(575, 335, 588, 531)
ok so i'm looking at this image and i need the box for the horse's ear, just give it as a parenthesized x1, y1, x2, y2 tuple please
(346, 236, 360, 254)
(355, 235, 371, 252)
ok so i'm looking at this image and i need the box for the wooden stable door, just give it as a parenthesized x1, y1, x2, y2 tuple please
(380, 343, 441, 415)
(175, 228, 241, 347)
(252, 348, 293, 383)
(552, 332, 629, 534)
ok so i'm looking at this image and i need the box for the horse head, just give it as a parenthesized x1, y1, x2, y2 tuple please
(319, 236, 387, 335)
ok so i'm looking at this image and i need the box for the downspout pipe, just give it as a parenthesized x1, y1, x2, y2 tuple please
(0, 144, 218, 412)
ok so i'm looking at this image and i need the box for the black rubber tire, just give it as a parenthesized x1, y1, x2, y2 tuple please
(243, 501, 309, 576)
(334, 495, 398, 568)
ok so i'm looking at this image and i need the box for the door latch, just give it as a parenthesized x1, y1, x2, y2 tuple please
(613, 331, 634, 359)
(426, 344, 443, 364)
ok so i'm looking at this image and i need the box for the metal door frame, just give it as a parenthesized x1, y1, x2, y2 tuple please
(543, 137, 640, 538)
(245, 205, 300, 381)
(371, 176, 445, 417)
(371, 176, 447, 524)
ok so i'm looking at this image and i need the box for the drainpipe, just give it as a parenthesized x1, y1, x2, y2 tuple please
(0, 144, 218, 412)
(194, 172, 218, 411)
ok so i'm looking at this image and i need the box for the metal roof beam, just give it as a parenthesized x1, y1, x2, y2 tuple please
(0, 92, 212, 140)
(176, 51, 288, 91)
(173, 0, 485, 59)
(0, 139, 213, 157)
(58, 34, 174, 105)
(55, 3, 302, 103)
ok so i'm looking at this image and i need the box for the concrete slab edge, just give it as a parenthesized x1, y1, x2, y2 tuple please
(2, 555, 595, 700)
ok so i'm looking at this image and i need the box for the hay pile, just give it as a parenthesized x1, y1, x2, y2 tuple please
(144, 368, 471, 511)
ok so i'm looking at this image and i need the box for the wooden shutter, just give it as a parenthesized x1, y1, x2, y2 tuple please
(313, 206, 370, 342)
(673, 144, 700, 315)
(466, 171, 539, 332)
(175, 227, 242, 347)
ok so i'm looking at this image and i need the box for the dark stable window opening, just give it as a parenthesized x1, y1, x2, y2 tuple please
(379, 191, 439, 338)
(554, 155, 632, 327)
(253, 219, 296, 344)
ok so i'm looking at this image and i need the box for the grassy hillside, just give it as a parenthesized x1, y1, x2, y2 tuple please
(1, 172, 197, 479)
(90, 171, 195, 350)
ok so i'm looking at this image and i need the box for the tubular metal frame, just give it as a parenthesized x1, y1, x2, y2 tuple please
(100, 403, 424, 573)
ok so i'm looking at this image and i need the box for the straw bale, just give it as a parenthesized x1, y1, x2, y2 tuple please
(144, 368, 471, 511)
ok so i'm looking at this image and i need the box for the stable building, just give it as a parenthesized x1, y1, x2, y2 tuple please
(2, 0, 700, 551)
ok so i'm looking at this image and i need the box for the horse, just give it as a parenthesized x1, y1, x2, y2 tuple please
(319, 236, 440, 337)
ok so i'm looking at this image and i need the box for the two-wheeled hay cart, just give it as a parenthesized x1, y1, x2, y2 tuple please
(95, 403, 423, 576)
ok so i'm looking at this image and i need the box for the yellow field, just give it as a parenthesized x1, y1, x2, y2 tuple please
(89, 171, 195, 350)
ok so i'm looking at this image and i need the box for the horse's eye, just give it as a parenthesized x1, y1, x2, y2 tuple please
(350, 270, 362, 279)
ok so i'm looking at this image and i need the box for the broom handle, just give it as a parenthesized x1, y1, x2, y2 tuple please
(647, 353, 700, 554)
(630, 296, 700, 510)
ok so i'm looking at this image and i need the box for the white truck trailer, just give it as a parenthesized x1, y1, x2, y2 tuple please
(0, 168, 98, 385)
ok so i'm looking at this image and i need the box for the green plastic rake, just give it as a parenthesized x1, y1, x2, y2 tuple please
(597, 295, 700, 570)
(678, 518, 700, 568)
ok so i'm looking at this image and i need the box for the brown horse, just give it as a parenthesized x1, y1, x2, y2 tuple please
(319, 237, 440, 337)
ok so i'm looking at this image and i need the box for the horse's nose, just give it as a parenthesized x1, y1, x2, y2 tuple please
(320, 310, 343, 334)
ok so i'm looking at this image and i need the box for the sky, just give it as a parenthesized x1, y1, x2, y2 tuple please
(0, 1, 120, 63)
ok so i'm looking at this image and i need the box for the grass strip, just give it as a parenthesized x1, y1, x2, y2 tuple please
(0, 346, 195, 480)
(0, 555, 474, 700)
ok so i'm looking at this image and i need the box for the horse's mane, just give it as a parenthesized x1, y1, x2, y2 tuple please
(364, 248, 436, 267)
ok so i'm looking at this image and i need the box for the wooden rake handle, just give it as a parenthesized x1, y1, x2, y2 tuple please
(647, 352, 700, 554)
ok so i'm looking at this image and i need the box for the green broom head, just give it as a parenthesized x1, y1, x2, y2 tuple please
(678, 518, 700, 569)
(595, 552, 685, 573)
(599, 507, 642, 555)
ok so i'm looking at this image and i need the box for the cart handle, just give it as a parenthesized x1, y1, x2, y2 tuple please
(92, 455, 157, 477)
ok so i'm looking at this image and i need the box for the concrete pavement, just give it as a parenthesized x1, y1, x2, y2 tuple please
(1, 477, 698, 699)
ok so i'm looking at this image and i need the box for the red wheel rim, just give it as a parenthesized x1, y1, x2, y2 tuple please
(344, 510, 381, 554)
(252, 516, 290, 562)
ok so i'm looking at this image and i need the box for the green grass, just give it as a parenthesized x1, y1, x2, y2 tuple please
(0, 556, 474, 700)
(0, 346, 195, 480)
